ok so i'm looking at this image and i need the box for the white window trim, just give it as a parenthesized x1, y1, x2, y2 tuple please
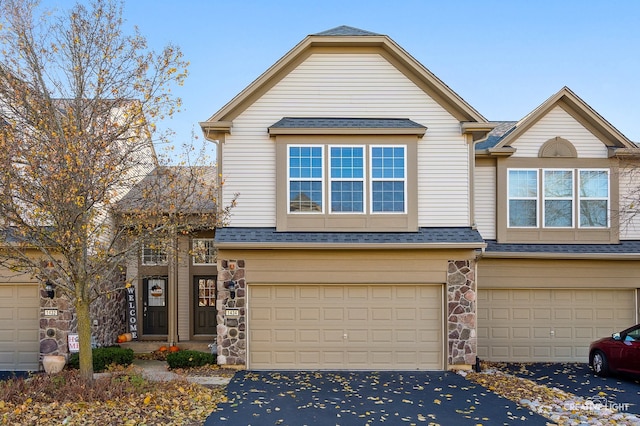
(542, 168, 574, 229)
(192, 238, 217, 265)
(329, 144, 366, 214)
(369, 145, 407, 215)
(578, 168, 610, 229)
(507, 168, 610, 230)
(507, 168, 539, 228)
(287, 144, 325, 214)
(141, 243, 168, 266)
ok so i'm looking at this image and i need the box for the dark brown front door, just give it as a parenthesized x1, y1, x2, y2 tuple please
(143, 276, 168, 335)
(194, 276, 216, 335)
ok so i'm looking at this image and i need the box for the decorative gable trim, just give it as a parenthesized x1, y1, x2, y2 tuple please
(492, 87, 635, 152)
(200, 27, 488, 140)
(538, 137, 577, 158)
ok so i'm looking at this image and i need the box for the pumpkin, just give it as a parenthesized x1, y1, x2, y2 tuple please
(158, 345, 168, 352)
(116, 335, 125, 343)
(168, 345, 180, 352)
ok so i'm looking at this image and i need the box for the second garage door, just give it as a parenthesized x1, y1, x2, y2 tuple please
(0, 284, 40, 371)
(477, 289, 637, 362)
(248, 284, 443, 370)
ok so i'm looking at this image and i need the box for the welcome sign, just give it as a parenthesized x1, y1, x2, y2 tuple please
(126, 286, 138, 339)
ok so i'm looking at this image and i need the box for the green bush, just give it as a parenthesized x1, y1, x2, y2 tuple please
(166, 350, 216, 369)
(67, 346, 134, 372)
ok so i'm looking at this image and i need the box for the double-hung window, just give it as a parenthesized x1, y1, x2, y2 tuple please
(142, 243, 168, 266)
(330, 146, 364, 212)
(289, 146, 323, 212)
(288, 144, 406, 214)
(371, 146, 406, 213)
(508, 168, 609, 229)
(192, 238, 217, 265)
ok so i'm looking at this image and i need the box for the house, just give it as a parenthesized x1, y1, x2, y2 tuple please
(200, 26, 640, 371)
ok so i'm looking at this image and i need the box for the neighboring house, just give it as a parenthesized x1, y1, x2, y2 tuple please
(115, 166, 218, 346)
(200, 26, 640, 371)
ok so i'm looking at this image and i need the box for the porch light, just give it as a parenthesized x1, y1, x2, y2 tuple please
(228, 280, 236, 299)
(45, 280, 55, 299)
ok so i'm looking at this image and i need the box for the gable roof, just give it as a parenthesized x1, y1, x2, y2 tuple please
(477, 87, 636, 156)
(200, 26, 487, 138)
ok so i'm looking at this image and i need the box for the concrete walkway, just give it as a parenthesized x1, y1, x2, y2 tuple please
(123, 359, 231, 386)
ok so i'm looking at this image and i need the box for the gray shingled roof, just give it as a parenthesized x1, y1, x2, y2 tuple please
(216, 227, 484, 246)
(485, 240, 640, 255)
(475, 121, 517, 150)
(270, 117, 427, 130)
(314, 26, 381, 36)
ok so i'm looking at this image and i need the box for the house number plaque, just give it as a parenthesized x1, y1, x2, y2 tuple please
(225, 309, 240, 317)
(44, 309, 58, 316)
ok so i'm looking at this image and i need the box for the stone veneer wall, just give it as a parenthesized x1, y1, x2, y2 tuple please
(447, 260, 477, 366)
(39, 283, 127, 364)
(216, 259, 246, 365)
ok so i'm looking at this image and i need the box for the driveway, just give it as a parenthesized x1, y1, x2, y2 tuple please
(498, 362, 640, 415)
(205, 370, 548, 425)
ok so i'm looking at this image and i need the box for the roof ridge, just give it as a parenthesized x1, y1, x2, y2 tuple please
(313, 26, 381, 36)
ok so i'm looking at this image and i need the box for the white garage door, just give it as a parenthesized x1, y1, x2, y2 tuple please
(478, 289, 636, 362)
(0, 284, 40, 371)
(249, 284, 443, 370)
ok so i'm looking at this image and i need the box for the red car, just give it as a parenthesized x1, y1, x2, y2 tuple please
(589, 324, 640, 376)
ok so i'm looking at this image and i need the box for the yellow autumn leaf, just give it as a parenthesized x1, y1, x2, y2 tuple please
(434, 399, 441, 405)
(143, 395, 151, 405)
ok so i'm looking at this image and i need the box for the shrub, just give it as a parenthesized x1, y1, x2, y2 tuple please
(166, 350, 216, 369)
(67, 346, 134, 372)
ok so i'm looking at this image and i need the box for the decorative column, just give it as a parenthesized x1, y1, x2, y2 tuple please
(447, 260, 477, 366)
(216, 259, 246, 366)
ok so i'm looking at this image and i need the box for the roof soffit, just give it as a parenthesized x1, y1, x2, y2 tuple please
(493, 87, 635, 152)
(201, 30, 487, 130)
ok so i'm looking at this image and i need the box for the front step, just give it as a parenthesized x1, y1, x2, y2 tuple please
(120, 341, 213, 354)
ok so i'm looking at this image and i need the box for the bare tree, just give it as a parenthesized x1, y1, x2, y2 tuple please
(0, 0, 228, 382)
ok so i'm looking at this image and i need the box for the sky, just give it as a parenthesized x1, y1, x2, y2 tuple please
(51, 0, 640, 160)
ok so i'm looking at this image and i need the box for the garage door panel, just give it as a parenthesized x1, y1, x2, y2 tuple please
(478, 289, 636, 362)
(249, 284, 443, 370)
(0, 284, 39, 371)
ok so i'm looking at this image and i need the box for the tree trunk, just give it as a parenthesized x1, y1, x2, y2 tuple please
(75, 297, 94, 382)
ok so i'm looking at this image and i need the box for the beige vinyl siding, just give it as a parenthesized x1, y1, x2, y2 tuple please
(474, 163, 496, 239)
(512, 106, 609, 158)
(478, 258, 640, 289)
(618, 166, 640, 240)
(177, 235, 190, 340)
(222, 53, 469, 227)
(218, 248, 476, 285)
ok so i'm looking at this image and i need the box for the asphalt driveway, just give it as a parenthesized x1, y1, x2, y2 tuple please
(206, 370, 548, 425)
(498, 362, 640, 415)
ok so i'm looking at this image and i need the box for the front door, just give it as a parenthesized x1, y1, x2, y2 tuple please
(143, 276, 168, 335)
(194, 276, 216, 335)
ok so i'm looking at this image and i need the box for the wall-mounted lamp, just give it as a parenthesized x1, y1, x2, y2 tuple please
(45, 280, 55, 299)
(227, 280, 236, 300)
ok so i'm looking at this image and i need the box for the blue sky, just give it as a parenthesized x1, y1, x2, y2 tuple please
(53, 1, 640, 156)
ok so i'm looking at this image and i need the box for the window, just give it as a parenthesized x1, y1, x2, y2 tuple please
(330, 146, 364, 212)
(579, 170, 609, 227)
(142, 243, 168, 266)
(508, 169, 538, 227)
(289, 146, 323, 212)
(192, 238, 217, 265)
(288, 144, 406, 214)
(543, 170, 573, 227)
(371, 146, 406, 213)
(508, 168, 609, 229)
